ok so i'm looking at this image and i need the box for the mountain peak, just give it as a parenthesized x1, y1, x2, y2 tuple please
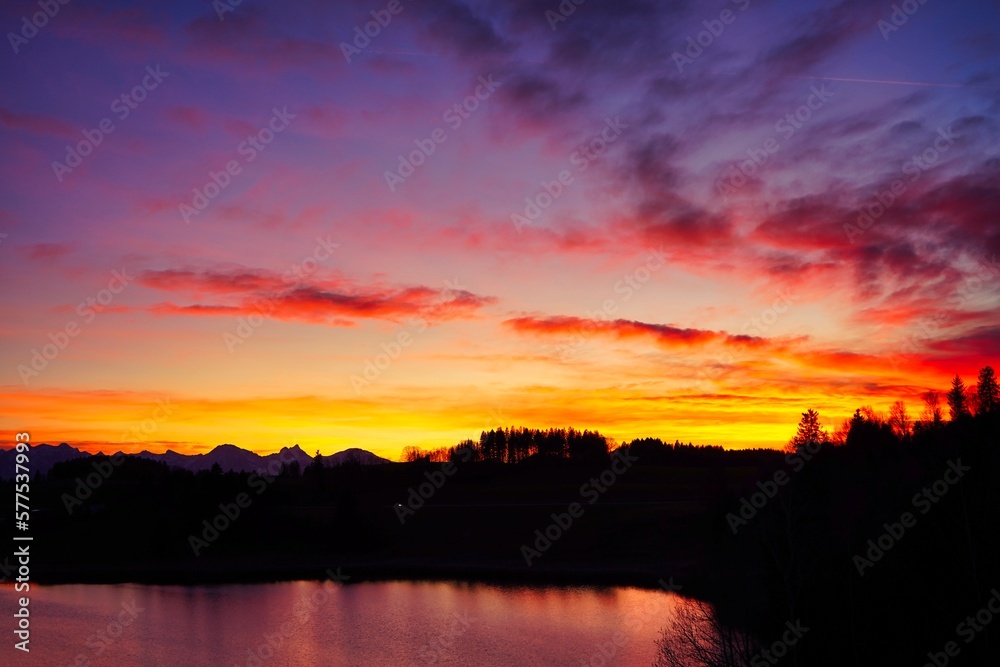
(0, 442, 391, 480)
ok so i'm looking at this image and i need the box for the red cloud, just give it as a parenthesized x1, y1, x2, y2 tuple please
(139, 268, 496, 325)
(504, 315, 766, 348)
(24, 243, 73, 261)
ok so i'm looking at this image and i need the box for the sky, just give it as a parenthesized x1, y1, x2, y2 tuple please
(1, 0, 998, 459)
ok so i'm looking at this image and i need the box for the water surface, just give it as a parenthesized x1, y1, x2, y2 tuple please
(1, 580, 681, 666)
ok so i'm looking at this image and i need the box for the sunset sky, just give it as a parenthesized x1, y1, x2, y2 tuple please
(1, 0, 998, 459)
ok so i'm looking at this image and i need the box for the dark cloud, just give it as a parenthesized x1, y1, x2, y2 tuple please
(418, 0, 512, 57)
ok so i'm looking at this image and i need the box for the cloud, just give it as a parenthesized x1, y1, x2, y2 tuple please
(758, 0, 871, 79)
(504, 315, 767, 348)
(0, 108, 77, 140)
(138, 267, 497, 325)
(24, 243, 73, 261)
(165, 106, 212, 132)
(417, 0, 512, 58)
(924, 326, 1000, 373)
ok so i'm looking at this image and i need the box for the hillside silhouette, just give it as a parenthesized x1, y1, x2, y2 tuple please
(3, 366, 998, 666)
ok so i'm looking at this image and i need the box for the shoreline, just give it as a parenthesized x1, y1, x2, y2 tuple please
(32, 558, 700, 592)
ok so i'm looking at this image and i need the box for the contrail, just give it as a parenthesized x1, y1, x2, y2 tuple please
(792, 75, 967, 89)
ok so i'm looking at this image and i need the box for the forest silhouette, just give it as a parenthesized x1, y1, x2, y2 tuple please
(6, 366, 999, 666)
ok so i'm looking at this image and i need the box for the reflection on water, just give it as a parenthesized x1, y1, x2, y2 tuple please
(1, 580, 687, 666)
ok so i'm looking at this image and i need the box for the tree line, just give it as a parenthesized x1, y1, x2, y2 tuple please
(789, 365, 999, 449)
(401, 427, 614, 465)
(659, 364, 1000, 666)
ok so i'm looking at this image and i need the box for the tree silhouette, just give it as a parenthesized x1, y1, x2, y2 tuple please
(888, 400, 910, 439)
(655, 599, 755, 667)
(305, 450, 324, 477)
(977, 366, 999, 415)
(965, 386, 981, 417)
(788, 409, 826, 451)
(921, 390, 943, 427)
(946, 375, 969, 421)
(401, 446, 426, 463)
(845, 407, 894, 448)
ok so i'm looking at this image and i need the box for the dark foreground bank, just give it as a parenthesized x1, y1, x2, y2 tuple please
(5, 410, 1000, 665)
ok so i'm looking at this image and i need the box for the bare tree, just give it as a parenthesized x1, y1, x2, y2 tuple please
(964, 386, 981, 418)
(401, 446, 426, 463)
(830, 418, 852, 446)
(921, 390, 943, 426)
(858, 405, 886, 426)
(888, 400, 910, 439)
(655, 598, 756, 667)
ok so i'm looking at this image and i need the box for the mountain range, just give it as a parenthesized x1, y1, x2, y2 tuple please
(0, 442, 392, 480)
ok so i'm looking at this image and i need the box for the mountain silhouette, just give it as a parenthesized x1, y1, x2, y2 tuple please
(0, 442, 87, 478)
(0, 442, 391, 479)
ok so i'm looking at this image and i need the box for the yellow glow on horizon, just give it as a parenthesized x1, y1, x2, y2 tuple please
(0, 376, 924, 461)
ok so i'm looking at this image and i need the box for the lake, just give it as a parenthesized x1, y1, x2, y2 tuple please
(1, 579, 684, 666)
